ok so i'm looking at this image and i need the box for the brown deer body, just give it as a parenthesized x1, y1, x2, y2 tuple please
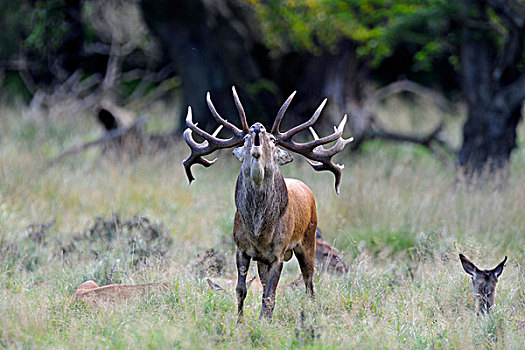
(459, 254, 507, 314)
(233, 156, 318, 319)
(183, 87, 352, 320)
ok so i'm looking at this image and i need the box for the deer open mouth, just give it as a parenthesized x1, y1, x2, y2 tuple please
(253, 132, 261, 146)
(251, 132, 262, 158)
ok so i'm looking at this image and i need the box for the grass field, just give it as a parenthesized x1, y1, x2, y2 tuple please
(1, 102, 524, 349)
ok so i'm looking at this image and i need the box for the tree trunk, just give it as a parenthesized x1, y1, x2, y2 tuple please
(459, 103, 521, 174)
(458, 0, 524, 176)
(51, 0, 85, 81)
(140, 0, 268, 132)
(140, 0, 366, 136)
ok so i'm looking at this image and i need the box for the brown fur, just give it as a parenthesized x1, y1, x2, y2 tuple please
(183, 91, 350, 321)
(459, 254, 507, 314)
(71, 280, 168, 304)
(233, 124, 317, 320)
(315, 229, 349, 274)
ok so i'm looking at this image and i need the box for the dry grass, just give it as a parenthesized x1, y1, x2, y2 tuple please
(0, 102, 524, 349)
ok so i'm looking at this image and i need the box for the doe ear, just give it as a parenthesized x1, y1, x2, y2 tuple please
(233, 147, 245, 162)
(459, 254, 479, 276)
(275, 147, 293, 166)
(492, 256, 507, 278)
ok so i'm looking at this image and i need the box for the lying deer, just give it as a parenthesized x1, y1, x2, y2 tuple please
(71, 280, 168, 304)
(459, 254, 507, 314)
(183, 87, 352, 320)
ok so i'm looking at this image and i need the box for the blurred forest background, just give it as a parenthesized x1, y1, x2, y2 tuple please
(1, 0, 524, 175)
(2, 1, 525, 348)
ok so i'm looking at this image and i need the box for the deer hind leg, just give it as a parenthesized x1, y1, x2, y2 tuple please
(236, 250, 251, 322)
(260, 260, 283, 320)
(257, 261, 269, 294)
(294, 223, 316, 296)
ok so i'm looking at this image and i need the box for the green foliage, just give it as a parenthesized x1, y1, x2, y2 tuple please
(24, 0, 69, 56)
(0, 72, 33, 103)
(244, 0, 506, 72)
(246, 0, 454, 66)
(382, 0, 461, 71)
(0, 1, 32, 59)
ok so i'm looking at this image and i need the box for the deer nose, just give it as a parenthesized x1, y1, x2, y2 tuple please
(251, 124, 264, 147)
(251, 124, 262, 133)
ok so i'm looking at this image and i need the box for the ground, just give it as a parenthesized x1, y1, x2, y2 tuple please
(0, 100, 524, 349)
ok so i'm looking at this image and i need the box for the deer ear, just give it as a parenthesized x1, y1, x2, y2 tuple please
(459, 254, 479, 277)
(233, 147, 245, 162)
(492, 256, 507, 278)
(275, 147, 293, 166)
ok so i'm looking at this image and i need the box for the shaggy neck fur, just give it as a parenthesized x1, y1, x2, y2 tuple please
(235, 160, 288, 237)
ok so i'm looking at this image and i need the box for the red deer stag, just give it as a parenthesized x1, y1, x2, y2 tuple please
(183, 87, 352, 320)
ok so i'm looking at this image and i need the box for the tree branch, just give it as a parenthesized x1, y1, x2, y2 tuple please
(351, 79, 458, 168)
(360, 123, 458, 169)
(493, 26, 525, 82)
(365, 79, 453, 112)
(366, 123, 456, 155)
(484, 0, 525, 29)
(15, 55, 38, 95)
(365, 124, 443, 147)
(49, 115, 147, 166)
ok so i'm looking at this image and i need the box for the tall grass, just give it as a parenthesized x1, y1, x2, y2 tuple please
(0, 102, 524, 349)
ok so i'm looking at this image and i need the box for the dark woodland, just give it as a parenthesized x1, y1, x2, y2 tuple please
(1, 0, 524, 176)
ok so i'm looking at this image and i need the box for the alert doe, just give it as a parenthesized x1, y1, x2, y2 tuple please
(183, 87, 352, 320)
(459, 254, 507, 314)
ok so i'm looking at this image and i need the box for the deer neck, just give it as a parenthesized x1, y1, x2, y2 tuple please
(235, 164, 289, 237)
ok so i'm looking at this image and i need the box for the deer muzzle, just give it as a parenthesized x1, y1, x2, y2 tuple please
(251, 146, 262, 159)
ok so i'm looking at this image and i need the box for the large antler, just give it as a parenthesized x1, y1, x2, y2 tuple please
(271, 92, 353, 194)
(183, 87, 249, 183)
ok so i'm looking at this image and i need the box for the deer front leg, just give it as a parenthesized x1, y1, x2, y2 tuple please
(236, 249, 251, 322)
(259, 260, 283, 320)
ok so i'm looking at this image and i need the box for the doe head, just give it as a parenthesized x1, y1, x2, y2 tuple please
(459, 253, 507, 314)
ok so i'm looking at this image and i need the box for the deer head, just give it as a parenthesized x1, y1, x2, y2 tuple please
(459, 254, 507, 314)
(183, 87, 353, 193)
(232, 122, 293, 186)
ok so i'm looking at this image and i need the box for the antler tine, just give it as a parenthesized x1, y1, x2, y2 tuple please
(280, 98, 327, 139)
(314, 135, 354, 157)
(297, 115, 347, 149)
(183, 106, 245, 184)
(306, 160, 344, 194)
(206, 92, 244, 137)
(232, 86, 250, 133)
(182, 128, 217, 183)
(271, 91, 297, 133)
(309, 126, 319, 140)
(274, 112, 353, 194)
